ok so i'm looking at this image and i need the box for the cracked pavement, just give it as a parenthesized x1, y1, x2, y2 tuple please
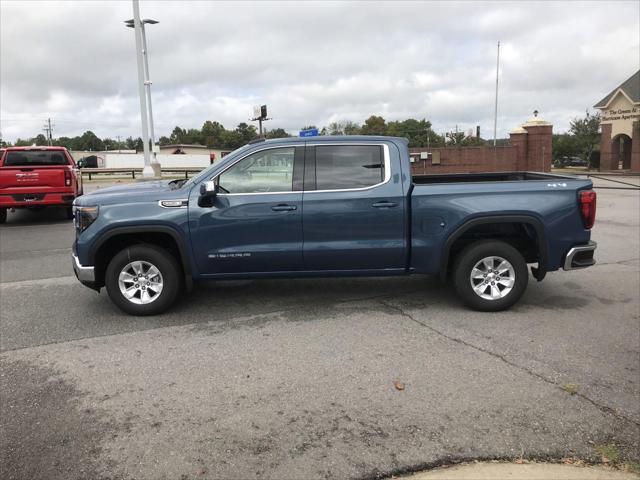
(1, 183, 638, 479)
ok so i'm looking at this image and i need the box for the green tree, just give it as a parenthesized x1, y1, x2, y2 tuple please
(569, 110, 600, 168)
(56, 136, 76, 149)
(102, 137, 127, 151)
(386, 118, 442, 147)
(169, 126, 187, 144)
(221, 130, 242, 149)
(326, 122, 344, 135)
(265, 128, 290, 139)
(158, 136, 171, 146)
(33, 133, 48, 146)
(342, 121, 361, 135)
(201, 120, 225, 147)
(234, 123, 258, 145)
(124, 136, 137, 150)
(552, 134, 581, 160)
(460, 135, 486, 147)
(445, 130, 466, 145)
(78, 131, 104, 151)
(360, 115, 387, 136)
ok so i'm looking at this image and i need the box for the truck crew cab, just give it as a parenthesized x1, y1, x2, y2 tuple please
(0, 146, 82, 223)
(72, 136, 597, 315)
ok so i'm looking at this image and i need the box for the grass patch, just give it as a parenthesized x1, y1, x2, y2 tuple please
(622, 461, 640, 474)
(596, 443, 621, 466)
(561, 383, 579, 395)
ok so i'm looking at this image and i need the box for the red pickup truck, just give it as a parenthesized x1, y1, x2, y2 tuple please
(0, 146, 83, 223)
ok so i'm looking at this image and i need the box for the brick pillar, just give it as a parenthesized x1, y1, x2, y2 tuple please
(599, 123, 615, 171)
(522, 124, 553, 172)
(509, 128, 528, 171)
(631, 120, 640, 173)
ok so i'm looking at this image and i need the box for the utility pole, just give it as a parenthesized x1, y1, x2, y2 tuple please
(43, 118, 54, 145)
(493, 40, 500, 147)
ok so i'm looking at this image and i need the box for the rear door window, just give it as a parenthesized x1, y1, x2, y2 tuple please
(315, 145, 384, 190)
(3, 151, 69, 166)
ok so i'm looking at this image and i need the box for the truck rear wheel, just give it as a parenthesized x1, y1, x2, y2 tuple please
(0, 208, 6, 224)
(105, 244, 182, 316)
(452, 240, 528, 312)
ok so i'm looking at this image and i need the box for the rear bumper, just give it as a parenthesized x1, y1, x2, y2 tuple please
(0, 191, 76, 208)
(563, 241, 597, 270)
(72, 252, 96, 285)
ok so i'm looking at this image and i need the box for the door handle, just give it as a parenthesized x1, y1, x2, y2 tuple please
(271, 204, 297, 212)
(372, 201, 398, 208)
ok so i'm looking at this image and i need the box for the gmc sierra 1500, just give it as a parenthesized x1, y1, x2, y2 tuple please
(72, 136, 596, 315)
(1, 146, 82, 223)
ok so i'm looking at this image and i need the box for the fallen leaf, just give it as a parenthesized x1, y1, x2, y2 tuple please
(394, 381, 405, 391)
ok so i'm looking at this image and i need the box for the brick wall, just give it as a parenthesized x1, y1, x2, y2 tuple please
(409, 145, 519, 174)
(409, 119, 553, 175)
(632, 120, 640, 173)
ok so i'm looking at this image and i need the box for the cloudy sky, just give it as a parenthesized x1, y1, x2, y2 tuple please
(1, 0, 638, 142)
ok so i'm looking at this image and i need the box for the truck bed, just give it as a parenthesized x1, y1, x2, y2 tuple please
(412, 171, 572, 185)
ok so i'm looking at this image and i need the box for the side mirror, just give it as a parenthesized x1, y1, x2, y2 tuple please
(199, 180, 217, 198)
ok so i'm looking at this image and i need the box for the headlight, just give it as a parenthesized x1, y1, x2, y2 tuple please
(73, 205, 99, 233)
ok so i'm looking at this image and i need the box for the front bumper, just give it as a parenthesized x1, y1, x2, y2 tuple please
(72, 252, 96, 283)
(563, 241, 597, 270)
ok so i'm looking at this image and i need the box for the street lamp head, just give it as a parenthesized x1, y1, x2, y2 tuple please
(124, 19, 158, 28)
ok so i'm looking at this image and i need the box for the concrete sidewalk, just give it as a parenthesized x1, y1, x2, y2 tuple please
(406, 462, 639, 479)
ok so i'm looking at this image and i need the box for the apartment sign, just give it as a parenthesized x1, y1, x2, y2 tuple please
(602, 106, 639, 122)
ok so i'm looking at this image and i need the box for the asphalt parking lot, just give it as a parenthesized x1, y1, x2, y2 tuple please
(1, 178, 639, 480)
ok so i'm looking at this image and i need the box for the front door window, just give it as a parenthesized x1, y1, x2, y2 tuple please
(218, 147, 295, 194)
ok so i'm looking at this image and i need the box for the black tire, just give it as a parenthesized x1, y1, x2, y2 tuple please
(105, 244, 182, 316)
(452, 240, 528, 312)
(0, 208, 6, 224)
(65, 206, 74, 220)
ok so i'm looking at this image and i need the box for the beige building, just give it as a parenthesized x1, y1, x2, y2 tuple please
(159, 144, 231, 163)
(594, 70, 640, 171)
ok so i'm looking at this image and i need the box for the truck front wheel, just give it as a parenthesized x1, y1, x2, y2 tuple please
(0, 208, 6, 224)
(105, 244, 182, 316)
(452, 240, 528, 312)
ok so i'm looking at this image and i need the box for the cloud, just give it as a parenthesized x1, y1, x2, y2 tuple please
(1, 0, 638, 142)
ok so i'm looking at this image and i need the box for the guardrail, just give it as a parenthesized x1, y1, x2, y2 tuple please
(80, 167, 203, 180)
(585, 173, 640, 190)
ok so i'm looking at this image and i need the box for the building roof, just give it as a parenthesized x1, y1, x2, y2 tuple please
(594, 70, 640, 108)
(159, 144, 209, 149)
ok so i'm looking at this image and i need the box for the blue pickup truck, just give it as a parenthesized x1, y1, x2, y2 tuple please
(72, 136, 597, 315)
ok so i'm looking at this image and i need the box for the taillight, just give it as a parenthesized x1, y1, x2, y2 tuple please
(64, 168, 72, 187)
(579, 190, 596, 229)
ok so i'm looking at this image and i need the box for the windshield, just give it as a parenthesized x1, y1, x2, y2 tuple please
(182, 144, 253, 188)
(3, 150, 69, 166)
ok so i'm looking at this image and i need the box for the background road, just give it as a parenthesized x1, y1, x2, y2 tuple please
(1, 179, 638, 479)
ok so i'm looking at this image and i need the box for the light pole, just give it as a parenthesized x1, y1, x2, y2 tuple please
(125, 2, 159, 178)
(493, 40, 500, 147)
